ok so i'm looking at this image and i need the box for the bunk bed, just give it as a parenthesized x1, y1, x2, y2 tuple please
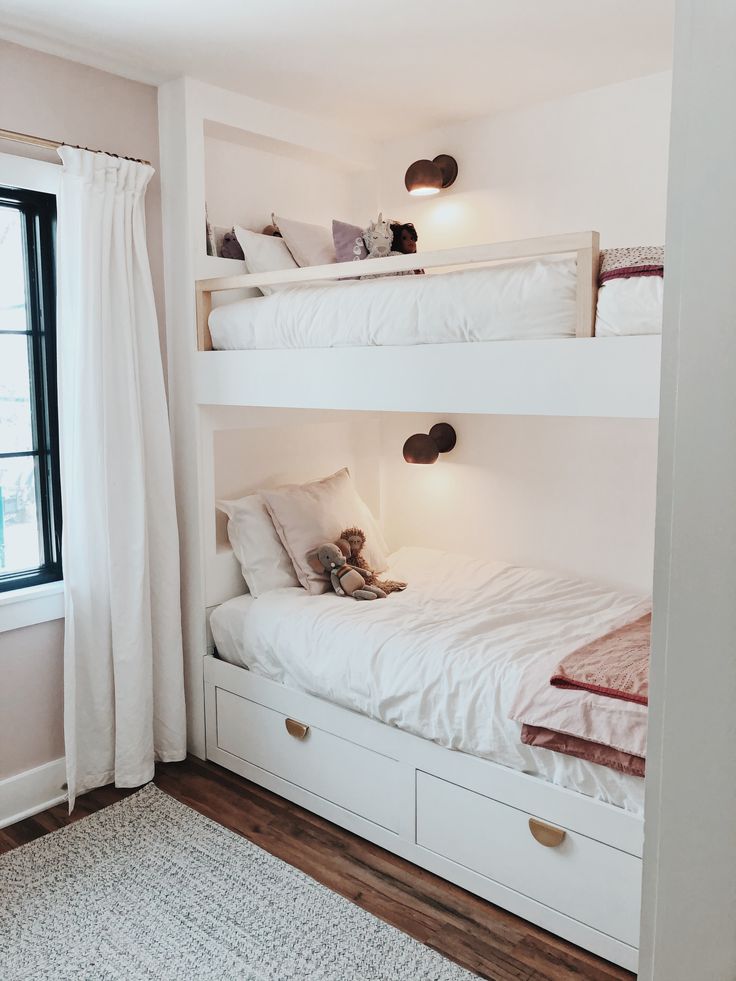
(160, 77, 659, 972)
(192, 228, 655, 972)
(194, 230, 662, 418)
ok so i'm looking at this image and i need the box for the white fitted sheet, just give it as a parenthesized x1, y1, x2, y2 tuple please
(208, 257, 577, 350)
(211, 547, 648, 815)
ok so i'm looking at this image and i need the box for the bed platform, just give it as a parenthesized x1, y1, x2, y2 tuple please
(193, 230, 662, 418)
(204, 548, 646, 971)
(205, 657, 642, 971)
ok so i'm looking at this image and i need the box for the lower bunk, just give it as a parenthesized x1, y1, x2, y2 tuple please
(203, 548, 647, 972)
(204, 657, 641, 972)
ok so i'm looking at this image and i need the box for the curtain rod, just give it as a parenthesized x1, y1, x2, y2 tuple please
(0, 127, 152, 167)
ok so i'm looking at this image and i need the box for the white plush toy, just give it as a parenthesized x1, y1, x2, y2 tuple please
(363, 213, 400, 259)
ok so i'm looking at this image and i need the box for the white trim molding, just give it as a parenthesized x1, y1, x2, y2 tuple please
(0, 581, 65, 634)
(0, 757, 67, 829)
(0, 149, 60, 192)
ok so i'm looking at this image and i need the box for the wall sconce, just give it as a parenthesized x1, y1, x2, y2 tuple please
(403, 423, 457, 464)
(404, 155, 458, 196)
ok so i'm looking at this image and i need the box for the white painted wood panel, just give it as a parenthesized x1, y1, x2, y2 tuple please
(640, 3, 736, 980)
(416, 771, 641, 947)
(195, 336, 661, 418)
(204, 656, 641, 970)
(0, 757, 67, 829)
(215, 687, 402, 833)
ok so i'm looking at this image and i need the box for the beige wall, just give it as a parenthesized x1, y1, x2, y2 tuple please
(0, 39, 165, 332)
(0, 620, 64, 780)
(0, 40, 164, 782)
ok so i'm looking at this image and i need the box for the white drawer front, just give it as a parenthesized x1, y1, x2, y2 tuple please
(216, 688, 401, 833)
(416, 772, 641, 947)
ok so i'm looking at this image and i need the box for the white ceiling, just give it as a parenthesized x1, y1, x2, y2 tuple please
(0, 0, 674, 141)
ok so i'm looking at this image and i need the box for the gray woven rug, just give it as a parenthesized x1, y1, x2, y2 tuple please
(1, 784, 476, 980)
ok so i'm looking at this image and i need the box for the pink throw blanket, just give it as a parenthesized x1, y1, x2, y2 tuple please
(509, 605, 651, 775)
(550, 613, 651, 705)
(521, 724, 645, 778)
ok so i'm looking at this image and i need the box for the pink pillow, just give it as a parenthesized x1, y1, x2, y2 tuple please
(261, 468, 389, 595)
(332, 220, 367, 263)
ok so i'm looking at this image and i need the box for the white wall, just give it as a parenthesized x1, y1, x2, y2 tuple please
(205, 136, 359, 234)
(207, 411, 657, 598)
(374, 72, 671, 251)
(640, 2, 736, 978)
(380, 414, 657, 592)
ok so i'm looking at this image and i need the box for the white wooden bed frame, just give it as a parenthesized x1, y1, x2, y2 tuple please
(204, 649, 643, 972)
(158, 80, 654, 975)
(194, 230, 600, 351)
(195, 226, 648, 972)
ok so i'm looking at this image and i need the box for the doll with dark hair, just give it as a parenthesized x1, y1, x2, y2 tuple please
(390, 222, 424, 274)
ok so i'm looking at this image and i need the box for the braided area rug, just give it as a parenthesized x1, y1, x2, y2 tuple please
(0, 784, 476, 980)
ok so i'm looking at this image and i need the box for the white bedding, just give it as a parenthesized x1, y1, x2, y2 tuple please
(208, 257, 577, 350)
(595, 275, 663, 336)
(211, 546, 649, 815)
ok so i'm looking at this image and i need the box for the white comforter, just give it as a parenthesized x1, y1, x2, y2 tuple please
(211, 547, 649, 814)
(208, 257, 577, 350)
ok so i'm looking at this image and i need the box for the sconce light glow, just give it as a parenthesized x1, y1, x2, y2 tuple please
(403, 423, 457, 464)
(404, 155, 458, 196)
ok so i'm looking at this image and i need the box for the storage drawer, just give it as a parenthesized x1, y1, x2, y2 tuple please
(416, 771, 641, 946)
(216, 687, 401, 833)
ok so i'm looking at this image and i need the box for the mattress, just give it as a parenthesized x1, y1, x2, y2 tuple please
(210, 546, 649, 815)
(208, 257, 578, 350)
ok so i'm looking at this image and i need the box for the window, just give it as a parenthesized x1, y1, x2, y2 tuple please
(0, 185, 61, 592)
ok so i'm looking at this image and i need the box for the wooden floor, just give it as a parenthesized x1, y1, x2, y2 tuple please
(1, 757, 635, 981)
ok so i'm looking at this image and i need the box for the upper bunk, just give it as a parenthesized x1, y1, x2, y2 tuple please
(193, 230, 662, 418)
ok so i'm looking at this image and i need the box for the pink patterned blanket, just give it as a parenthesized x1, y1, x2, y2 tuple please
(599, 246, 664, 284)
(550, 613, 651, 705)
(509, 607, 651, 775)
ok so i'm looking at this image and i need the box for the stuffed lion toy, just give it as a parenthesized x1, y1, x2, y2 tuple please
(336, 527, 407, 595)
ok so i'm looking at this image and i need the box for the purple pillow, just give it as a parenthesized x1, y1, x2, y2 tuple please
(332, 219, 367, 263)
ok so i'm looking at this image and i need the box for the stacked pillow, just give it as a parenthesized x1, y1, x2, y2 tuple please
(218, 468, 388, 598)
(233, 226, 299, 296)
(233, 216, 370, 295)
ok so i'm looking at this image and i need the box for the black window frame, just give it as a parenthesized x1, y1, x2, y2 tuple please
(0, 185, 62, 593)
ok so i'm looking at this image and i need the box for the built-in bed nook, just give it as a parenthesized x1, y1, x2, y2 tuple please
(159, 77, 663, 974)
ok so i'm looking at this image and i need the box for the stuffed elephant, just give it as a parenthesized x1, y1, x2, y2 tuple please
(307, 542, 387, 601)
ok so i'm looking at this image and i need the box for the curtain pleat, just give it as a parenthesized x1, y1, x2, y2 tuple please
(56, 147, 186, 808)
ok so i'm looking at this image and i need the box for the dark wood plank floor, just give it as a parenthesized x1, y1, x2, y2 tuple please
(0, 757, 635, 981)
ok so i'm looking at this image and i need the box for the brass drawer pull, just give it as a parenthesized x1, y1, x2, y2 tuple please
(285, 718, 310, 740)
(529, 817, 566, 848)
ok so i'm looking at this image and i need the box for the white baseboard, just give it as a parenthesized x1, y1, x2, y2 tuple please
(0, 757, 67, 829)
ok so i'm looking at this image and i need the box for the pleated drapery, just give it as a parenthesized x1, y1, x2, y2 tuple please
(56, 146, 186, 807)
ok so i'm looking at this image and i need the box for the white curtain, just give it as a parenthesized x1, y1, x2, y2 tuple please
(56, 147, 186, 808)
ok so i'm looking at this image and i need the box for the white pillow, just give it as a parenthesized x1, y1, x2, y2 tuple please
(261, 468, 389, 595)
(595, 276, 663, 336)
(217, 494, 300, 597)
(275, 215, 336, 268)
(234, 226, 299, 296)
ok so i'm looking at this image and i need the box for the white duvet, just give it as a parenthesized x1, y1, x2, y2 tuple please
(208, 257, 577, 350)
(211, 547, 649, 814)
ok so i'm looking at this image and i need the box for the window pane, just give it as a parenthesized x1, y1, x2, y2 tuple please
(0, 334, 34, 453)
(0, 455, 41, 574)
(0, 207, 28, 332)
